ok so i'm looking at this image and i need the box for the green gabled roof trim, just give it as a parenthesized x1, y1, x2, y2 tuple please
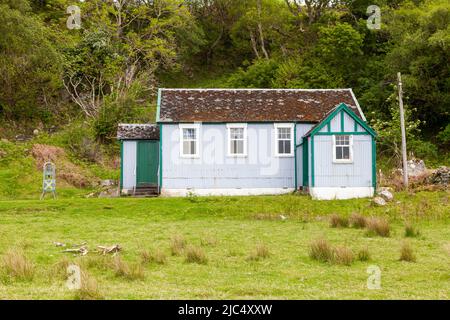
(306, 103, 377, 138)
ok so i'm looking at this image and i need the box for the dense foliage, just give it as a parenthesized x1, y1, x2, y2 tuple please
(0, 0, 448, 163)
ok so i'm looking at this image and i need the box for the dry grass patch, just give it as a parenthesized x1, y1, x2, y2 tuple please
(329, 214, 349, 228)
(185, 246, 208, 264)
(404, 223, 421, 238)
(332, 246, 354, 266)
(170, 234, 187, 256)
(444, 243, 450, 257)
(309, 239, 334, 263)
(1, 249, 34, 281)
(111, 256, 145, 280)
(73, 269, 103, 300)
(248, 243, 270, 261)
(141, 248, 167, 265)
(366, 217, 390, 237)
(350, 213, 367, 229)
(400, 242, 417, 262)
(200, 235, 218, 247)
(357, 246, 371, 262)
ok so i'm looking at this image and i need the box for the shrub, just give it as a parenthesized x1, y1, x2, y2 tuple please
(111, 256, 145, 280)
(366, 218, 390, 237)
(73, 270, 103, 300)
(2, 249, 34, 281)
(350, 213, 367, 229)
(309, 239, 333, 263)
(170, 234, 187, 256)
(248, 243, 270, 261)
(141, 249, 167, 265)
(332, 246, 354, 266)
(357, 246, 371, 262)
(184, 246, 207, 264)
(329, 214, 349, 228)
(400, 242, 416, 262)
(404, 223, 420, 238)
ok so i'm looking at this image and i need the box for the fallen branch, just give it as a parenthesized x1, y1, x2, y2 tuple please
(63, 245, 88, 256)
(97, 245, 121, 256)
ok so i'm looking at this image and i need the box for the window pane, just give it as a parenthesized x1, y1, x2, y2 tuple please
(183, 128, 196, 140)
(284, 141, 291, 154)
(237, 141, 244, 154)
(278, 128, 291, 139)
(183, 141, 190, 155)
(231, 128, 244, 139)
(336, 146, 343, 159)
(343, 146, 350, 159)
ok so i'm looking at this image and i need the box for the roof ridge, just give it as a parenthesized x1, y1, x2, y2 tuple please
(160, 88, 352, 91)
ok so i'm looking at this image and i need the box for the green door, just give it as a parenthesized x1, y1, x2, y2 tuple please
(136, 140, 159, 187)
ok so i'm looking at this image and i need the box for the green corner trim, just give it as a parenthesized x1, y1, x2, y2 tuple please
(311, 136, 315, 187)
(372, 136, 377, 188)
(302, 138, 309, 187)
(120, 141, 123, 192)
(294, 124, 298, 190)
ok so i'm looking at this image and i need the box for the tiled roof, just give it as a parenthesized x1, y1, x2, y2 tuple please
(158, 89, 364, 123)
(117, 124, 160, 140)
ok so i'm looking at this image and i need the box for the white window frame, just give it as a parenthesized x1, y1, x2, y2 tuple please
(274, 123, 295, 157)
(227, 123, 247, 157)
(179, 123, 201, 158)
(333, 135, 354, 163)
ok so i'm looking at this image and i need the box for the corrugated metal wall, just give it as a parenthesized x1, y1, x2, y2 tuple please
(162, 123, 312, 190)
(122, 141, 137, 189)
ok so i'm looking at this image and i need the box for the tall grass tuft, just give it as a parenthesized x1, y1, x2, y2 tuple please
(185, 246, 208, 264)
(309, 239, 333, 263)
(73, 270, 103, 300)
(170, 234, 187, 256)
(366, 217, 390, 237)
(332, 246, 354, 266)
(329, 214, 349, 228)
(357, 246, 371, 262)
(2, 249, 34, 281)
(400, 242, 416, 262)
(248, 243, 270, 261)
(350, 213, 367, 229)
(111, 256, 145, 280)
(141, 248, 167, 265)
(404, 223, 420, 238)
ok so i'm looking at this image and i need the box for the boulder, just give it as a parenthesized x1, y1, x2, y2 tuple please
(373, 197, 387, 206)
(429, 166, 450, 186)
(101, 179, 117, 187)
(407, 159, 427, 177)
(379, 190, 394, 202)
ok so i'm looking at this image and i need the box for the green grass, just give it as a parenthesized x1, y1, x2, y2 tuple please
(0, 191, 448, 299)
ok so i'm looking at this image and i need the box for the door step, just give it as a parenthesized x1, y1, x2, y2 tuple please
(133, 186, 159, 197)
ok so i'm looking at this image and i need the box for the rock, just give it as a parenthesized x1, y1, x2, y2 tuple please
(33, 129, 39, 136)
(101, 179, 117, 187)
(373, 197, 387, 206)
(407, 159, 427, 177)
(1, 138, 9, 143)
(98, 189, 119, 198)
(429, 166, 450, 186)
(379, 190, 394, 202)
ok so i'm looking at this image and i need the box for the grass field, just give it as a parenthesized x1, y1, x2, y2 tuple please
(0, 192, 448, 300)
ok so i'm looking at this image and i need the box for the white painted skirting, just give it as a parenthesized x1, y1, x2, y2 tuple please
(161, 188, 295, 197)
(309, 187, 374, 200)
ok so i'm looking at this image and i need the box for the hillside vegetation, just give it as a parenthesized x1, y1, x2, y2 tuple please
(0, 0, 448, 172)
